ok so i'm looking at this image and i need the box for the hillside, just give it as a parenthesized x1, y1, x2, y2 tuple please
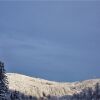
(7, 73, 100, 100)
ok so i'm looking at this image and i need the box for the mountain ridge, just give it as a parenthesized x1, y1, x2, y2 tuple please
(7, 73, 100, 99)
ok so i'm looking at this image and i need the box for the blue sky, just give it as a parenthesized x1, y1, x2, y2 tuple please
(0, 1, 100, 81)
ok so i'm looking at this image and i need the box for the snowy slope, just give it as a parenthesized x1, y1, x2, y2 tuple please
(7, 73, 100, 99)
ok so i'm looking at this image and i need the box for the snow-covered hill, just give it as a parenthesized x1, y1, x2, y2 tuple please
(7, 73, 100, 100)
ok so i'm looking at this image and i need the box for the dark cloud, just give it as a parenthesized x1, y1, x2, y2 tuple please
(0, 1, 100, 81)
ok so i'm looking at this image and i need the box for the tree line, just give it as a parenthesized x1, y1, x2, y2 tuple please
(71, 83, 100, 100)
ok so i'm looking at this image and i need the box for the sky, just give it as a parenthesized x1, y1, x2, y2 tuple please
(0, 1, 100, 82)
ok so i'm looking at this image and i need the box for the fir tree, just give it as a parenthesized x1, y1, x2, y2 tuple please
(0, 61, 8, 100)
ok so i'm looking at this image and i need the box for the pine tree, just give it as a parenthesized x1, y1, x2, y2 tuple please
(0, 61, 8, 100)
(94, 83, 100, 100)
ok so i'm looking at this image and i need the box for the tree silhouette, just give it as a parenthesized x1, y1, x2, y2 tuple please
(93, 83, 100, 100)
(72, 83, 100, 100)
(0, 61, 8, 100)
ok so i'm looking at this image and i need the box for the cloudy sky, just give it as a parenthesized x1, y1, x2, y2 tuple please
(0, 1, 100, 81)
